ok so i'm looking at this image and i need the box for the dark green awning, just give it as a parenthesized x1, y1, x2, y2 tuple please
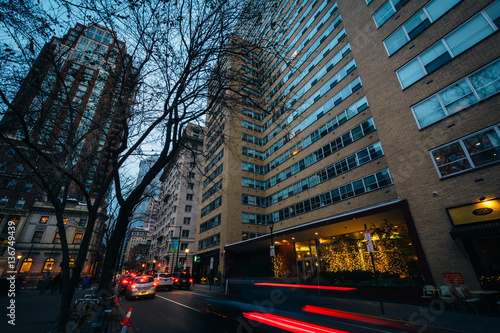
(450, 220, 500, 240)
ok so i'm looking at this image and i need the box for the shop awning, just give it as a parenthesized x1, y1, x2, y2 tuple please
(450, 220, 500, 240)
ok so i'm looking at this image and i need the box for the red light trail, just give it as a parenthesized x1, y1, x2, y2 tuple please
(254, 282, 356, 291)
(243, 312, 349, 333)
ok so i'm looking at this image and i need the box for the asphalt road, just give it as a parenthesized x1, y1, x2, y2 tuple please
(118, 288, 419, 333)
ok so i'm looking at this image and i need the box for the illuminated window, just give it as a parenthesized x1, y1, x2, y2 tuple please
(39, 216, 49, 224)
(53, 233, 61, 244)
(63, 218, 69, 225)
(73, 233, 83, 244)
(20, 258, 33, 273)
(42, 258, 55, 272)
(69, 257, 75, 268)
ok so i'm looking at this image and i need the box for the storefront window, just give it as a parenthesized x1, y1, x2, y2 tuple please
(317, 221, 422, 286)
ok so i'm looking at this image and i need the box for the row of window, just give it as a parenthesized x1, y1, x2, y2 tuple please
(198, 233, 220, 250)
(384, 0, 462, 56)
(0, 198, 26, 209)
(242, 142, 383, 208)
(203, 164, 223, 188)
(200, 197, 222, 218)
(3, 181, 32, 192)
(18, 257, 75, 274)
(265, 95, 368, 172)
(411, 57, 500, 128)
(430, 123, 500, 178)
(242, 118, 376, 184)
(396, 1, 500, 89)
(199, 214, 221, 234)
(32, 230, 83, 244)
(242, 169, 394, 225)
(39, 216, 87, 226)
(202, 179, 222, 203)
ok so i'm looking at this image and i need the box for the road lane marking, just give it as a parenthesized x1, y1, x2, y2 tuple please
(156, 294, 204, 313)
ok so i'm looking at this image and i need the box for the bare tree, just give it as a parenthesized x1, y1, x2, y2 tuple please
(1, 0, 293, 330)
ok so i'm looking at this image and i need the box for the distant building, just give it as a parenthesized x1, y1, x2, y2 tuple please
(148, 123, 203, 274)
(130, 156, 161, 229)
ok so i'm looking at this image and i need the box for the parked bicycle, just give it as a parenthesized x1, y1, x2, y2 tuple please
(70, 290, 118, 332)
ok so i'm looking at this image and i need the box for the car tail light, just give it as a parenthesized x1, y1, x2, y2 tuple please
(140, 278, 146, 283)
(122, 279, 128, 285)
(174, 278, 179, 283)
(153, 281, 158, 287)
(131, 284, 137, 289)
(156, 277, 161, 281)
(189, 279, 193, 283)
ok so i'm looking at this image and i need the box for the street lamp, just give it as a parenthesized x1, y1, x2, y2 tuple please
(184, 248, 189, 271)
(16, 254, 22, 271)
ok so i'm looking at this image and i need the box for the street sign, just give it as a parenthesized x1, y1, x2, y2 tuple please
(210, 257, 214, 269)
(366, 240, 374, 253)
(270, 245, 275, 257)
(363, 229, 371, 241)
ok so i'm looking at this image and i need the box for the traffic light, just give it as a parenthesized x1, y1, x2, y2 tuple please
(157, 263, 161, 268)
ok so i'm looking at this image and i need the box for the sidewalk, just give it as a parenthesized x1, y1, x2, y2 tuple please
(192, 282, 500, 333)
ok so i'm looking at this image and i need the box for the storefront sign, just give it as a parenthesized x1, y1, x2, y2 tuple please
(447, 199, 500, 226)
(443, 273, 465, 285)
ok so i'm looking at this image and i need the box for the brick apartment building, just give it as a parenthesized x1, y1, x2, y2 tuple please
(195, 0, 500, 289)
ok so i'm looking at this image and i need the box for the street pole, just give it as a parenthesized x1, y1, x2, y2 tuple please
(365, 224, 384, 315)
(174, 226, 182, 272)
(269, 221, 274, 278)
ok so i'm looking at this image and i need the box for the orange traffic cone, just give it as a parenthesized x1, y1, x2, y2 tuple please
(120, 308, 132, 326)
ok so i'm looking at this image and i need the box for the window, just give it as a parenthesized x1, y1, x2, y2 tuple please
(40, 216, 50, 224)
(53, 233, 61, 243)
(73, 233, 83, 244)
(186, 194, 193, 201)
(0, 163, 6, 172)
(63, 218, 69, 225)
(373, 0, 408, 28)
(23, 183, 33, 192)
(187, 183, 194, 190)
(412, 58, 500, 128)
(384, 0, 462, 56)
(79, 219, 87, 227)
(7, 181, 16, 190)
(182, 230, 190, 238)
(0, 198, 8, 208)
(189, 172, 195, 179)
(14, 166, 24, 174)
(20, 258, 33, 273)
(14, 200, 25, 209)
(42, 258, 55, 272)
(396, 3, 500, 89)
(430, 125, 500, 178)
(173, 206, 177, 212)
(183, 217, 191, 225)
(185, 205, 192, 212)
(32, 231, 44, 243)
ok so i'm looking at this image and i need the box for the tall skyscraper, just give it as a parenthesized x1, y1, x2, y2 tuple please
(195, 0, 500, 289)
(0, 23, 137, 280)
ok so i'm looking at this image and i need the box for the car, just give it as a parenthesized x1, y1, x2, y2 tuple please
(153, 273, 173, 291)
(171, 271, 192, 289)
(118, 274, 135, 295)
(125, 275, 157, 300)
